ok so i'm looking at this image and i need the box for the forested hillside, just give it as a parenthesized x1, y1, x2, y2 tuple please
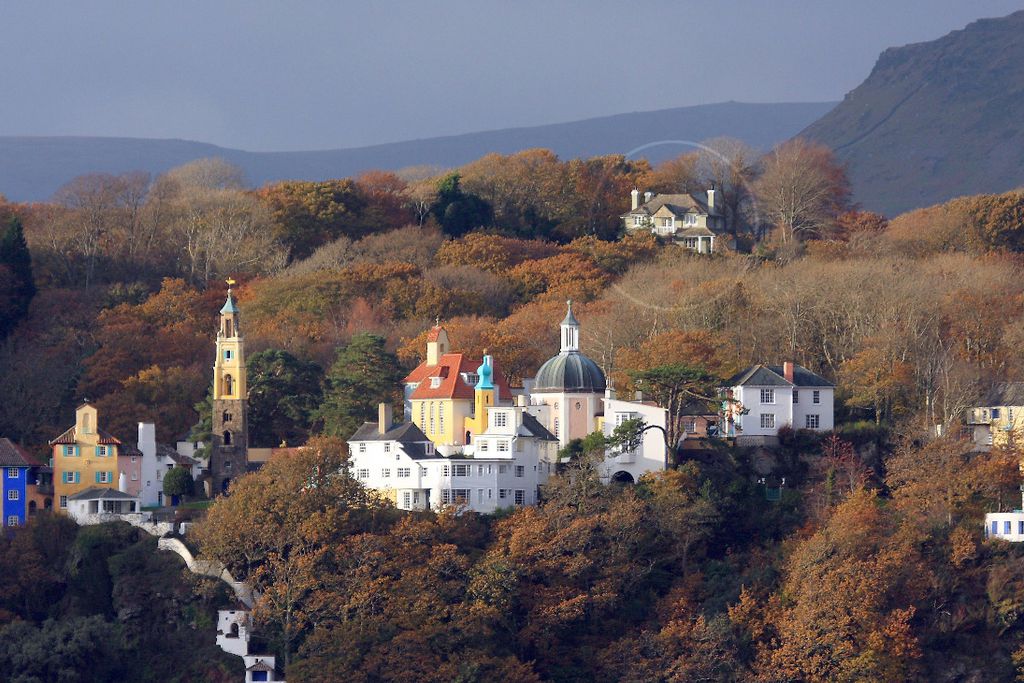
(3, 144, 1024, 680)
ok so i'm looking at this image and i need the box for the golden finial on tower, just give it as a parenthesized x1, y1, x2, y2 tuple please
(226, 277, 236, 289)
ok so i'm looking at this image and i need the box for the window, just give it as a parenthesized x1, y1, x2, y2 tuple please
(479, 441, 489, 452)
(442, 465, 450, 477)
(225, 460, 232, 469)
(478, 489, 484, 503)
(499, 489, 508, 500)
(130, 456, 137, 463)
(224, 349, 233, 361)
(381, 469, 391, 478)
(615, 412, 636, 426)
(992, 520, 999, 535)
(358, 443, 366, 453)
(413, 492, 420, 504)
(683, 419, 697, 434)
(59, 495, 67, 509)
(634, 216, 644, 227)
(96, 471, 112, 484)
(223, 411, 232, 423)
(430, 376, 442, 388)
(1011, 408, 1016, 421)
(805, 414, 820, 429)
(429, 403, 436, 434)
(453, 464, 470, 477)
(993, 408, 1002, 420)
(439, 407, 444, 433)
(96, 446, 108, 457)
(223, 374, 233, 396)
(477, 465, 484, 476)
(760, 389, 775, 404)
(64, 445, 77, 457)
(515, 465, 525, 478)
(62, 471, 81, 484)
(1019, 521, 1023, 535)
(684, 237, 698, 249)
(1006, 521, 1013, 534)
(463, 372, 479, 386)
(356, 468, 369, 479)
(397, 468, 411, 478)
(384, 443, 391, 453)
(514, 490, 525, 505)
(499, 465, 509, 474)
(792, 389, 799, 404)
(498, 441, 510, 452)
(760, 413, 776, 430)
(661, 217, 672, 227)
(6, 515, 18, 526)
(223, 431, 232, 446)
(7, 490, 18, 501)
(553, 418, 560, 438)
(402, 492, 411, 509)
(419, 402, 426, 426)
(131, 471, 138, 481)
(494, 412, 508, 428)
(812, 390, 821, 404)
(6, 467, 18, 478)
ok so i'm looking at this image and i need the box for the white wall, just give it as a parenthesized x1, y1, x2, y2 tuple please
(601, 398, 668, 483)
(733, 385, 835, 436)
(138, 423, 162, 507)
(986, 512, 1024, 542)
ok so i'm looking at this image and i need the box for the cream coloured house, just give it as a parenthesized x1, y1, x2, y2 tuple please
(621, 187, 725, 253)
(967, 383, 1024, 450)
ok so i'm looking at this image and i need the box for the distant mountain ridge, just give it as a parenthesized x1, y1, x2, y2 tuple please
(801, 10, 1024, 216)
(0, 101, 833, 202)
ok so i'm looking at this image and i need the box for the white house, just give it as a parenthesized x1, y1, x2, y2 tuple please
(601, 394, 669, 484)
(348, 402, 556, 514)
(986, 510, 1024, 542)
(621, 187, 725, 253)
(723, 362, 835, 445)
(65, 486, 142, 525)
(136, 423, 202, 507)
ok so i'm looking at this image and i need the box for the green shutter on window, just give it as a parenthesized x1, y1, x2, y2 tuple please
(95, 472, 101, 483)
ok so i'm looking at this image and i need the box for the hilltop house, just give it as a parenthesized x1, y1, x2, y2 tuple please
(622, 187, 725, 253)
(722, 362, 835, 445)
(966, 383, 1024, 450)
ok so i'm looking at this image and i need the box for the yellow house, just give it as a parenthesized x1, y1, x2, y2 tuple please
(968, 383, 1024, 449)
(403, 326, 510, 446)
(50, 402, 122, 511)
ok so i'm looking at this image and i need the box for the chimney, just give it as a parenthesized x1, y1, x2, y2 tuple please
(644, 191, 654, 203)
(630, 187, 639, 211)
(635, 390, 644, 402)
(783, 362, 794, 384)
(707, 186, 716, 215)
(378, 403, 393, 434)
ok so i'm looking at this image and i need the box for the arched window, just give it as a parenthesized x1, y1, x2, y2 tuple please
(222, 411, 232, 423)
(224, 374, 233, 396)
(223, 319, 233, 337)
(223, 431, 232, 446)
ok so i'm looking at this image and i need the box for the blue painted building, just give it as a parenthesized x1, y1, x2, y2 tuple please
(0, 438, 33, 527)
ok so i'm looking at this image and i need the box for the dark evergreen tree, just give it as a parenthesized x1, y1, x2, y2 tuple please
(0, 217, 35, 337)
(317, 333, 402, 438)
(247, 348, 323, 447)
(430, 173, 493, 238)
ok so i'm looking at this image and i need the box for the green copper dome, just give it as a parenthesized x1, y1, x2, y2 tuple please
(533, 351, 606, 393)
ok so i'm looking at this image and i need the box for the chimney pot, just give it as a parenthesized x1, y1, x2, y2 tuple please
(783, 362, 794, 384)
(635, 390, 644, 402)
(644, 191, 653, 203)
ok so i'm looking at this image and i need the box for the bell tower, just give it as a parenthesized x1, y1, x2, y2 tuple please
(210, 278, 248, 495)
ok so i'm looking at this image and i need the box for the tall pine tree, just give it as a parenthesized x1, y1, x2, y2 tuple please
(0, 217, 35, 338)
(317, 333, 402, 438)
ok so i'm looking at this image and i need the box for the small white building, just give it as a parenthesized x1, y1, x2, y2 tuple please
(986, 510, 1024, 542)
(601, 395, 669, 484)
(136, 423, 202, 507)
(723, 362, 835, 445)
(348, 402, 557, 513)
(66, 486, 142, 525)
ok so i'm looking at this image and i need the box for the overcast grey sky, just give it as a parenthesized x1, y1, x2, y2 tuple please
(1, 0, 1022, 151)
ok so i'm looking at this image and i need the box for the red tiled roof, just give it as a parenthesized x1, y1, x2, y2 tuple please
(406, 353, 511, 400)
(426, 325, 444, 342)
(49, 426, 123, 446)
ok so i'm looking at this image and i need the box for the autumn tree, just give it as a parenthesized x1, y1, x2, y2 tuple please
(258, 179, 372, 261)
(194, 437, 389, 665)
(317, 333, 403, 438)
(755, 138, 851, 243)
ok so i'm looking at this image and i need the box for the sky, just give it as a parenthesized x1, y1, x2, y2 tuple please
(1, 0, 1022, 152)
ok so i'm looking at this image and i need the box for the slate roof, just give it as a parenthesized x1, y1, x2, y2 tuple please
(521, 413, 558, 441)
(0, 438, 34, 468)
(676, 226, 716, 238)
(351, 421, 430, 444)
(622, 192, 710, 218)
(68, 487, 138, 501)
(982, 382, 1024, 407)
(727, 364, 834, 388)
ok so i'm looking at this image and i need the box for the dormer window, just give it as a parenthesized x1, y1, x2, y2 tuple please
(430, 376, 442, 389)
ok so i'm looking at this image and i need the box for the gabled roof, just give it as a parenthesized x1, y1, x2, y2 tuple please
(68, 486, 138, 501)
(621, 193, 710, 218)
(0, 438, 34, 468)
(727, 364, 834, 388)
(350, 421, 430, 444)
(404, 353, 511, 400)
(157, 444, 200, 466)
(49, 426, 123, 446)
(520, 413, 558, 441)
(677, 226, 716, 238)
